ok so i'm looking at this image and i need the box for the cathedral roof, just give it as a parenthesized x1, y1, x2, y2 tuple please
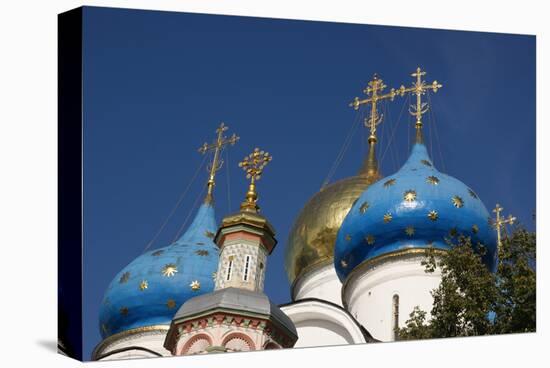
(333, 140, 497, 282)
(98, 202, 219, 339)
(172, 287, 297, 338)
(284, 143, 381, 287)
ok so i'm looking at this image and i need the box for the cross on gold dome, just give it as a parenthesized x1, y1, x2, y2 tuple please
(349, 74, 397, 143)
(198, 122, 239, 203)
(396, 67, 442, 134)
(492, 203, 516, 254)
(238, 148, 272, 212)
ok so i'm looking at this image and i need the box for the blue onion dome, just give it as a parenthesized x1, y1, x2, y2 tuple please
(98, 202, 220, 339)
(334, 138, 497, 282)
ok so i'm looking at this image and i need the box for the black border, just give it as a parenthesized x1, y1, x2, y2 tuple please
(58, 6, 84, 361)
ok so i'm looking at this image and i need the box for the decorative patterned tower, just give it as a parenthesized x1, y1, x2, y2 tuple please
(164, 148, 298, 355)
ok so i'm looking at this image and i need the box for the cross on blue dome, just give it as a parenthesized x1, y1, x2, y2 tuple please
(334, 140, 497, 282)
(98, 202, 220, 338)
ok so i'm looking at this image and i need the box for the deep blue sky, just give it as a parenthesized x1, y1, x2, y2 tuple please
(81, 6, 535, 359)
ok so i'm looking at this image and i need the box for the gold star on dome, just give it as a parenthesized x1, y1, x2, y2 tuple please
(427, 210, 439, 221)
(119, 272, 130, 284)
(405, 226, 415, 237)
(166, 299, 176, 309)
(404, 190, 417, 202)
(151, 250, 164, 256)
(345, 234, 351, 242)
(162, 264, 178, 277)
(472, 224, 479, 234)
(365, 234, 375, 245)
(426, 176, 440, 185)
(421, 159, 432, 167)
(139, 280, 148, 291)
(204, 230, 215, 239)
(119, 307, 129, 316)
(384, 178, 396, 188)
(340, 260, 348, 268)
(212, 272, 217, 280)
(452, 195, 464, 208)
(195, 249, 209, 256)
(383, 213, 393, 223)
(468, 189, 478, 199)
(190, 280, 201, 291)
(359, 201, 370, 214)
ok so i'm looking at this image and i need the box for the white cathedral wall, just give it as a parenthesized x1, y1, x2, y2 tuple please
(342, 253, 442, 342)
(292, 263, 344, 306)
(281, 299, 366, 348)
(93, 327, 171, 361)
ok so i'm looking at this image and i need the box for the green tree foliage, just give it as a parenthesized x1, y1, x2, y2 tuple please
(397, 228, 536, 340)
(492, 228, 536, 333)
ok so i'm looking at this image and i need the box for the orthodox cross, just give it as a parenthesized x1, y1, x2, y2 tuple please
(238, 148, 272, 212)
(198, 122, 239, 203)
(349, 74, 397, 143)
(492, 203, 516, 253)
(396, 67, 442, 130)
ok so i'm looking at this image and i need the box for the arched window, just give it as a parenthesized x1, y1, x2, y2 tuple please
(392, 294, 399, 341)
(257, 261, 265, 289)
(226, 256, 234, 281)
(242, 255, 251, 281)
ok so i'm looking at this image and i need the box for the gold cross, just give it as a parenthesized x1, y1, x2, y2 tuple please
(349, 74, 397, 143)
(198, 122, 239, 203)
(396, 67, 442, 129)
(492, 203, 516, 253)
(238, 148, 272, 212)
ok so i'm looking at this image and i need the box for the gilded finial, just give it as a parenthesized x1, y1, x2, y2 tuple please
(396, 67, 442, 143)
(349, 73, 397, 143)
(491, 203, 516, 255)
(198, 122, 239, 204)
(238, 148, 272, 212)
(349, 73, 397, 180)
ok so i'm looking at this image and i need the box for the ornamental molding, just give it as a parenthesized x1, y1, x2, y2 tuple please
(221, 332, 257, 351)
(179, 333, 214, 355)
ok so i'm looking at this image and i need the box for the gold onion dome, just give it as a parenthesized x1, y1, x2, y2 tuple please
(285, 72, 397, 288)
(285, 142, 381, 286)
